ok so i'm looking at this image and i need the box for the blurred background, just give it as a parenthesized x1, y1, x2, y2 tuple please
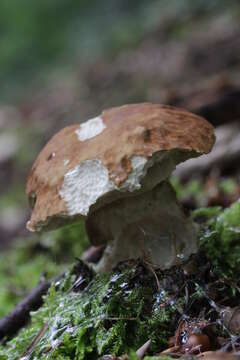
(1, 0, 240, 315)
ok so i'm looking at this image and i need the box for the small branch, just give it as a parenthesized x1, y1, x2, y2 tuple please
(20, 323, 48, 359)
(0, 278, 50, 340)
(136, 339, 151, 359)
(0, 259, 92, 341)
(81, 245, 105, 263)
(143, 260, 161, 292)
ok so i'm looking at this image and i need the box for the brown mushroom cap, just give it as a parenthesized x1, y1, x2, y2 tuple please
(26, 103, 215, 231)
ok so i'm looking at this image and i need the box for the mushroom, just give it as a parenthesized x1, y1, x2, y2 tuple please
(26, 103, 215, 272)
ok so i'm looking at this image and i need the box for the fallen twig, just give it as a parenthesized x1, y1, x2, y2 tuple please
(20, 323, 48, 359)
(136, 339, 151, 359)
(0, 277, 50, 341)
(0, 258, 92, 340)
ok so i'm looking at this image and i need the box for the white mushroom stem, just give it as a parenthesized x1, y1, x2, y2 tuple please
(86, 181, 198, 273)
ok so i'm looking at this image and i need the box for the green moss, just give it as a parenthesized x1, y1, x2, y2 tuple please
(0, 242, 58, 318)
(0, 263, 184, 359)
(172, 176, 239, 209)
(171, 177, 204, 203)
(200, 200, 240, 278)
(219, 178, 239, 196)
(192, 206, 222, 222)
(216, 200, 240, 239)
(0, 221, 88, 317)
(40, 221, 89, 263)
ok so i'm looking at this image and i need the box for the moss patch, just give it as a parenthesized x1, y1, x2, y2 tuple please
(1, 200, 240, 358)
(0, 262, 186, 358)
(0, 221, 88, 318)
(199, 200, 240, 278)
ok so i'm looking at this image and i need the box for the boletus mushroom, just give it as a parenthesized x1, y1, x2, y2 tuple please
(26, 103, 215, 272)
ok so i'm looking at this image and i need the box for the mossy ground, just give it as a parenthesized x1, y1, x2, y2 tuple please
(0, 187, 240, 359)
(0, 259, 185, 359)
(0, 221, 88, 318)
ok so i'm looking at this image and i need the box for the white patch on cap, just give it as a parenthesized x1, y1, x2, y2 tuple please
(75, 116, 106, 141)
(63, 159, 69, 166)
(60, 154, 167, 217)
(60, 160, 115, 216)
(120, 156, 147, 191)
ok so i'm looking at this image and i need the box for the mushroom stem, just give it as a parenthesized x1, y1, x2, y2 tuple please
(86, 181, 198, 273)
